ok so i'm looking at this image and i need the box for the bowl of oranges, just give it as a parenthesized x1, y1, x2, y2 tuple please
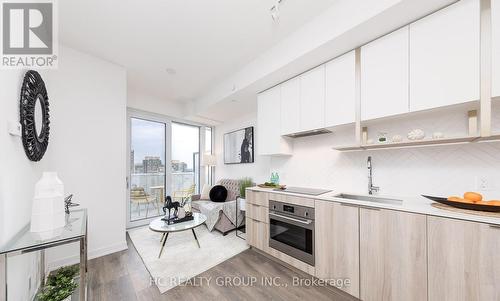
(422, 192, 500, 212)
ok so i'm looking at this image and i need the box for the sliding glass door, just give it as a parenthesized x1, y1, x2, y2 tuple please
(171, 122, 200, 197)
(126, 111, 209, 228)
(128, 117, 167, 226)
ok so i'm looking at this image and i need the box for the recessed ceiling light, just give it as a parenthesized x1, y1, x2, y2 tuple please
(165, 68, 177, 75)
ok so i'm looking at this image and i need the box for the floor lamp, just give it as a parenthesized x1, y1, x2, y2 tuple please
(203, 153, 216, 186)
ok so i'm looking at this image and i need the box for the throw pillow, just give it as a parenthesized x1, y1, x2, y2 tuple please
(200, 184, 212, 200)
(209, 185, 228, 203)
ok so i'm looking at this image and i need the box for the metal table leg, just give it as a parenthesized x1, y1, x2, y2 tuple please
(80, 237, 86, 300)
(0, 254, 6, 301)
(192, 229, 201, 248)
(158, 232, 169, 258)
(160, 233, 166, 243)
(40, 250, 45, 286)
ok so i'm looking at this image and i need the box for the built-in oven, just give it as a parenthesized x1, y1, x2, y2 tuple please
(268, 200, 315, 266)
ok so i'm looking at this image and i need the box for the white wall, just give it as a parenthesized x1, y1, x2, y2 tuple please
(214, 113, 271, 184)
(0, 45, 127, 299)
(0, 68, 47, 301)
(127, 88, 187, 119)
(43, 46, 128, 270)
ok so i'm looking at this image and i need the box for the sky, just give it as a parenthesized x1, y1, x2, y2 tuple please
(131, 118, 202, 169)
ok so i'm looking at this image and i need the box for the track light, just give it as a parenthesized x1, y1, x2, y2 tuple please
(270, 0, 283, 22)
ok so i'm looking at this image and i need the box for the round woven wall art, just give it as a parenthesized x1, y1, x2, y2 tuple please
(20, 70, 50, 162)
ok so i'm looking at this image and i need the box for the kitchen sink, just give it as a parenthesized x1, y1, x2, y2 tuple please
(334, 193, 403, 205)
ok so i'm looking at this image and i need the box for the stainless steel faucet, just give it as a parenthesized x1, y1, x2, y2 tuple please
(367, 156, 380, 195)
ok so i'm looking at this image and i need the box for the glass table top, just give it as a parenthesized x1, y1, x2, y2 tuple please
(149, 212, 207, 233)
(0, 209, 87, 255)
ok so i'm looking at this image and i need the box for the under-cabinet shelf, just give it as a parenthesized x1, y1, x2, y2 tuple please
(333, 135, 484, 151)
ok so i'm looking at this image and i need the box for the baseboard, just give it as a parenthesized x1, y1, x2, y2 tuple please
(46, 241, 128, 271)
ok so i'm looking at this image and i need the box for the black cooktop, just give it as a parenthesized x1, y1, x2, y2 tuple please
(274, 186, 332, 196)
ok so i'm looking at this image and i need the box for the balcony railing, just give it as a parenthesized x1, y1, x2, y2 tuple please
(129, 172, 198, 221)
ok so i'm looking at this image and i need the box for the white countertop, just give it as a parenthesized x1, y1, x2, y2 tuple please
(248, 186, 500, 226)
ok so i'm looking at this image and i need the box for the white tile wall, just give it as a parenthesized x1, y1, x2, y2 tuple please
(271, 134, 500, 200)
(218, 107, 500, 201)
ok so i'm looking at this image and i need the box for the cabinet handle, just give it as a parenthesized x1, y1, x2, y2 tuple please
(341, 203, 359, 209)
(359, 206, 380, 211)
(489, 224, 500, 230)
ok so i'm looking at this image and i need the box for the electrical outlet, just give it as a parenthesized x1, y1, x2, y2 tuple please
(476, 176, 494, 191)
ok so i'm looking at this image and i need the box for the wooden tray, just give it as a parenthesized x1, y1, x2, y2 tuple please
(422, 195, 500, 213)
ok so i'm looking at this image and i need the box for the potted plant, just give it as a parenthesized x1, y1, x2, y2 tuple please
(238, 177, 253, 211)
(37, 265, 79, 301)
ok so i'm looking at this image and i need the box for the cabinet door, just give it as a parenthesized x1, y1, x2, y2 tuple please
(409, 0, 480, 111)
(257, 87, 292, 155)
(247, 190, 269, 207)
(361, 27, 409, 121)
(300, 65, 326, 131)
(493, 0, 500, 98)
(325, 51, 356, 127)
(428, 217, 500, 301)
(280, 77, 301, 135)
(315, 201, 359, 298)
(246, 217, 269, 251)
(360, 208, 427, 301)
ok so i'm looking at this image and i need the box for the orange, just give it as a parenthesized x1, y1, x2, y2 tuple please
(463, 192, 483, 203)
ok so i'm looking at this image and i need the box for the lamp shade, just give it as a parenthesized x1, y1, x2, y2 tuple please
(203, 154, 217, 166)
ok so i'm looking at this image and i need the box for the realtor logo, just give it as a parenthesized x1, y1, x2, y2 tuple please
(1, 1, 58, 68)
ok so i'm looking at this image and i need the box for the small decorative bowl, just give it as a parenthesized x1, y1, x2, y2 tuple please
(408, 129, 425, 140)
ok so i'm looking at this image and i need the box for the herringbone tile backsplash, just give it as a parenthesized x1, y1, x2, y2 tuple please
(271, 133, 500, 200)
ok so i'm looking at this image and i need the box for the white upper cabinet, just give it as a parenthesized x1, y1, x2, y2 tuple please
(325, 51, 356, 127)
(257, 86, 293, 156)
(280, 77, 301, 135)
(493, 0, 500, 98)
(409, 0, 480, 112)
(299, 65, 326, 131)
(361, 27, 409, 121)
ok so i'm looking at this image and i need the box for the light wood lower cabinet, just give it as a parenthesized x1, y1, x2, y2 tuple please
(247, 190, 269, 207)
(428, 216, 500, 301)
(246, 203, 268, 223)
(315, 201, 360, 298)
(360, 208, 427, 301)
(246, 217, 269, 252)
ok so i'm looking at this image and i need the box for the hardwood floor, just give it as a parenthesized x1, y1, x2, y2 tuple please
(87, 235, 357, 301)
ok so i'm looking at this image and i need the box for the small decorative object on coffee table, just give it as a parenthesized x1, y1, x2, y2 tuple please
(163, 196, 181, 224)
(150, 212, 207, 258)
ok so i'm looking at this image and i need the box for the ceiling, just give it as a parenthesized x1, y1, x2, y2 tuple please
(59, 0, 338, 103)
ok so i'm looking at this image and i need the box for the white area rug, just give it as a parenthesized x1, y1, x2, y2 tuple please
(128, 225, 249, 294)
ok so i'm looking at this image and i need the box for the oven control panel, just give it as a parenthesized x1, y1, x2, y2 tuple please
(269, 200, 314, 220)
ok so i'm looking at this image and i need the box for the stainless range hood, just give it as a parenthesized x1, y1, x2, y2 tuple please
(284, 128, 332, 138)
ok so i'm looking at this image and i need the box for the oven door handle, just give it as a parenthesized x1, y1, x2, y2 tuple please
(269, 213, 312, 225)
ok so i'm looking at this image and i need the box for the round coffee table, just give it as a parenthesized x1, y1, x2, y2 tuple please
(149, 212, 207, 258)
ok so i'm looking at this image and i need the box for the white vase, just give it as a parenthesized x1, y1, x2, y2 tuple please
(30, 172, 66, 239)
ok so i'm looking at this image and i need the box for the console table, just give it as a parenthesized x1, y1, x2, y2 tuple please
(0, 209, 88, 300)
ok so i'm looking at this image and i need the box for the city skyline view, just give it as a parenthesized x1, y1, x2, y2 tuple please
(131, 118, 200, 170)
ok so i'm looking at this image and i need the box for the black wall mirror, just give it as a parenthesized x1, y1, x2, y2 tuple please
(20, 70, 50, 162)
